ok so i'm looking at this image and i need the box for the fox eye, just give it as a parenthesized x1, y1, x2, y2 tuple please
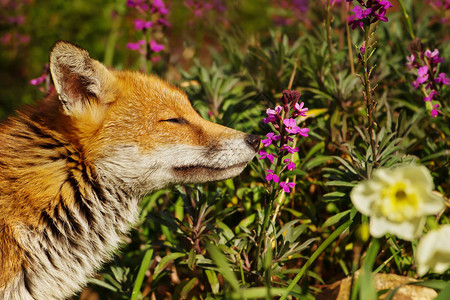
(162, 118, 187, 125)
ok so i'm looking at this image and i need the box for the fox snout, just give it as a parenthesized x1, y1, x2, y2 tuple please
(245, 134, 261, 152)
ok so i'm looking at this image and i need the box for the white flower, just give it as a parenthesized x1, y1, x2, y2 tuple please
(350, 165, 444, 241)
(416, 225, 450, 276)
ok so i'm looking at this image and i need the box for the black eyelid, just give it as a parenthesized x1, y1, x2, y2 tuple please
(162, 118, 188, 124)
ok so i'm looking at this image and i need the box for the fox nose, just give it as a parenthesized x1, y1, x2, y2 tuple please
(245, 134, 261, 152)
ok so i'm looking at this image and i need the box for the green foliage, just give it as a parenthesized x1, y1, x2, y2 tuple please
(1, 0, 449, 299)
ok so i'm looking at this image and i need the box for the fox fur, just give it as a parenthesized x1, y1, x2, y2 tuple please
(0, 41, 259, 299)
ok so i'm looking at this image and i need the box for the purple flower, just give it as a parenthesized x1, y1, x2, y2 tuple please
(283, 159, 297, 171)
(379, 0, 393, 9)
(262, 115, 277, 124)
(298, 127, 310, 137)
(412, 66, 429, 89)
(134, 19, 153, 30)
(266, 169, 280, 183)
(280, 182, 295, 193)
(431, 104, 440, 118)
(153, 0, 169, 14)
(150, 40, 165, 52)
(424, 90, 438, 102)
(29, 74, 46, 86)
(126, 40, 146, 51)
(406, 54, 416, 70)
(259, 150, 276, 163)
(283, 118, 301, 134)
(294, 102, 308, 116)
(435, 73, 450, 85)
(267, 106, 283, 115)
(262, 132, 281, 147)
(425, 49, 445, 64)
(281, 145, 299, 154)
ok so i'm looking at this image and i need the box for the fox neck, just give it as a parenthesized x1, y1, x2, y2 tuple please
(3, 112, 140, 299)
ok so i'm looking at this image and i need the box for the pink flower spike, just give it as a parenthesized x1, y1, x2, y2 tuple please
(150, 40, 165, 52)
(280, 182, 295, 193)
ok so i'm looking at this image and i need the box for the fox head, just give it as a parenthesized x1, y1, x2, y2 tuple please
(49, 41, 259, 196)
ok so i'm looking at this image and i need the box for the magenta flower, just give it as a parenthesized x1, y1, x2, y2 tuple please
(150, 40, 165, 52)
(412, 66, 429, 89)
(267, 106, 283, 115)
(262, 115, 277, 124)
(266, 170, 280, 183)
(127, 40, 146, 51)
(259, 150, 276, 163)
(134, 19, 153, 30)
(298, 127, 310, 137)
(153, 0, 169, 14)
(281, 145, 299, 154)
(435, 73, 450, 85)
(280, 182, 295, 193)
(29, 74, 46, 86)
(431, 104, 440, 118)
(406, 54, 416, 70)
(283, 118, 301, 134)
(424, 90, 438, 102)
(294, 102, 308, 116)
(262, 132, 281, 147)
(283, 159, 297, 171)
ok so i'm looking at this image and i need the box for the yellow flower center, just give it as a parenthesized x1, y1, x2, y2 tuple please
(381, 181, 420, 222)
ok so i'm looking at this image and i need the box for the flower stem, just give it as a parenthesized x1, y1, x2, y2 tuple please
(397, 0, 416, 40)
(345, 2, 355, 74)
(362, 26, 378, 167)
(326, 0, 336, 78)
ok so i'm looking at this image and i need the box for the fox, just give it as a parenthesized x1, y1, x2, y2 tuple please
(0, 41, 260, 299)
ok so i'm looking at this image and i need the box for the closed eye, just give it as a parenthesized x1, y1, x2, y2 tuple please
(161, 118, 188, 125)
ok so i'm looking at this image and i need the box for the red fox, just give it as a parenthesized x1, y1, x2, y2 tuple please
(0, 41, 260, 299)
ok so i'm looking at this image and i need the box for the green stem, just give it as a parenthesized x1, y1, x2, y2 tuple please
(362, 26, 378, 168)
(280, 219, 353, 300)
(397, 0, 416, 40)
(326, 0, 336, 77)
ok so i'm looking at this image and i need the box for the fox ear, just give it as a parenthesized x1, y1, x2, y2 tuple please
(49, 41, 113, 115)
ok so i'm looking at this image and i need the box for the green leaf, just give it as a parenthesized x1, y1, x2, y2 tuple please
(322, 209, 351, 228)
(231, 287, 287, 299)
(206, 243, 240, 292)
(205, 269, 220, 294)
(87, 278, 119, 292)
(180, 278, 198, 298)
(130, 247, 154, 300)
(153, 252, 186, 277)
(434, 282, 450, 300)
(358, 239, 380, 300)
